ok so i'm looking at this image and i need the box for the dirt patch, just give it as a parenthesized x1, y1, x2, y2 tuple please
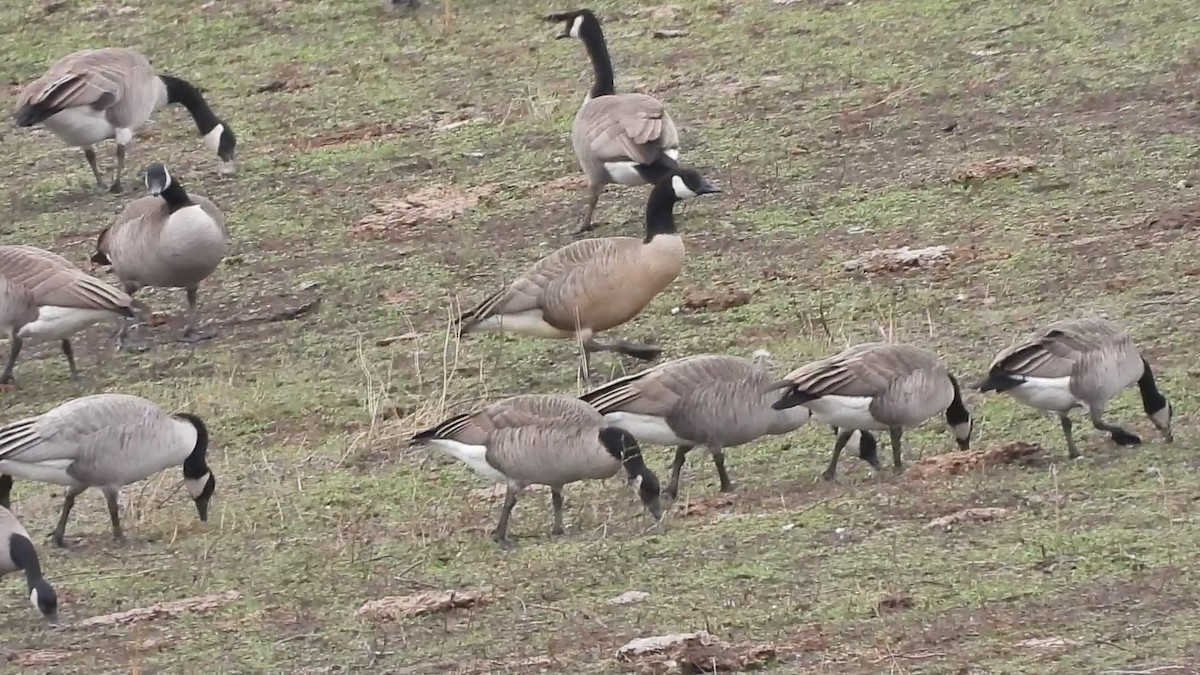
(680, 288, 753, 312)
(949, 156, 1038, 184)
(1143, 204, 1200, 231)
(353, 183, 498, 239)
(924, 506, 1011, 530)
(356, 588, 492, 622)
(842, 245, 951, 274)
(72, 591, 240, 629)
(296, 120, 421, 150)
(680, 494, 736, 517)
(3, 648, 71, 666)
(908, 441, 1047, 479)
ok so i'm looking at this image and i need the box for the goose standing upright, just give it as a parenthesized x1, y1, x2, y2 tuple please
(12, 48, 237, 193)
(457, 168, 717, 376)
(581, 351, 879, 497)
(0, 506, 58, 623)
(92, 163, 230, 345)
(546, 9, 682, 233)
(411, 394, 662, 549)
(0, 394, 216, 547)
(773, 343, 973, 480)
(0, 244, 136, 383)
(977, 316, 1173, 458)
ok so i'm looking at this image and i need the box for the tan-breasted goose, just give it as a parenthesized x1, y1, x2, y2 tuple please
(977, 316, 1172, 458)
(411, 394, 662, 549)
(13, 48, 236, 193)
(773, 343, 973, 480)
(546, 9, 682, 233)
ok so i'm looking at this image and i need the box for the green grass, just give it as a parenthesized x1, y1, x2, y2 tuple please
(0, 0, 1198, 672)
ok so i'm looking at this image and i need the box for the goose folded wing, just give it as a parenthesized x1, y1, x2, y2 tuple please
(479, 239, 627, 325)
(19, 55, 124, 112)
(580, 95, 675, 165)
(780, 357, 891, 397)
(988, 334, 1077, 378)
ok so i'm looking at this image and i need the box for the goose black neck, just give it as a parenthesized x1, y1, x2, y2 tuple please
(944, 374, 970, 426)
(1136, 358, 1168, 415)
(158, 180, 194, 212)
(643, 183, 678, 242)
(8, 534, 43, 588)
(176, 413, 211, 479)
(160, 75, 221, 134)
(580, 22, 615, 98)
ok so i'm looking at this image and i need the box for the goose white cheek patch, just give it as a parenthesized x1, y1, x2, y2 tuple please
(203, 124, 224, 154)
(569, 15, 584, 38)
(672, 175, 697, 199)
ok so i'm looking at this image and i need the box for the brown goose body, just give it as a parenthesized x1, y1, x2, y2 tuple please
(978, 316, 1172, 457)
(774, 342, 972, 480)
(411, 393, 662, 548)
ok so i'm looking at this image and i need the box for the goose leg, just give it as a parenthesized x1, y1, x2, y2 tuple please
(491, 484, 522, 550)
(575, 183, 603, 234)
(710, 445, 734, 493)
(0, 474, 11, 509)
(178, 287, 215, 343)
(83, 147, 105, 189)
(61, 339, 79, 379)
(664, 445, 693, 499)
(1089, 408, 1141, 446)
(889, 427, 905, 474)
(583, 337, 661, 363)
(103, 487, 125, 543)
(108, 143, 127, 193)
(550, 487, 565, 536)
(1, 333, 22, 384)
(51, 485, 87, 547)
(822, 430, 856, 481)
(1059, 414, 1081, 459)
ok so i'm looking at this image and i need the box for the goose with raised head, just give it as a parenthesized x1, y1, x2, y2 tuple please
(546, 9, 682, 233)
(772, 343, 973, 480)
(92, 163, 230, 346)
(0, 394, 216, 547)
(581, 351, 879, 497)
(457, 168, 717, 377)
(411, 394, 662, 549)
(13, 48, 236, 193)
(0, 506, 58, 623)
(977, 316, 1172, 458)
(0, 244, 136, 384)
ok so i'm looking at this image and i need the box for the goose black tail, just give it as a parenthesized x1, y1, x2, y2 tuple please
(976, 371, 1023, 393)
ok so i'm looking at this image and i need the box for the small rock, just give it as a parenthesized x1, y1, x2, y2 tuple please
(842, 245, 950, 273)
(617, 631, 720, 659)
(356, 588, 491, 621)
(940, 120, 958, 132)
(652, 28, 688, 39)
(608, 591, 650, 606)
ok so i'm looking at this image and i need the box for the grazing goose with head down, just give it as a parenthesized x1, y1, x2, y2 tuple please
(0, 394, 216, 547)
(773, 343, 973, 480)
(457, 168, 717, 377)
(0, 506, 58, 623)
(411, 394, 662, 549)
(0, 244, 135, 384)
(546, 9, 682, 233)
(977, 316, 1172, 458)
(92, 163, 230, 346)
(581, 351, 879, 498)
(13, 48, 236, 193)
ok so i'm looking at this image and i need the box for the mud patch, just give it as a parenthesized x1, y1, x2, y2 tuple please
(354, 183, 498, 239)
(908, 441, 1047, 479)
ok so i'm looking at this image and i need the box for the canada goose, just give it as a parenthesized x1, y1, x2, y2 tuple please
(410, 394, 662, 549)
(13, 47, 236, 193)
(91, 163, 229, 345)
(0, 244, 136, 383)
(0, 394, 216, 547)
(0, 506, 58, 623)
(581, 351, 880, 497)
(545, 9, 682, 233)
(772, 343, 973, 480)
(457, 168, 717, 376)
(977, 316, 1172, 458)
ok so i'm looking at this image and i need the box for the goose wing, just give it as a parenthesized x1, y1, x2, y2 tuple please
(987, 318, 1123, 378)
(15, 48, 149, 123)
(575, 94, 678, 165)
(0, 246, 131, 312)
(580, 354, 736, 415)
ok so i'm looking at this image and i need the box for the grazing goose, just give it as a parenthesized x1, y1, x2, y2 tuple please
(0, 244, 136, 383)
(92, 163, 230, 345)
(0, 506, 58, 623)
(13, 48, 236, 193)
(0, 394, 216, 547)
(411, 394, 662, 549)
(772, 343, 973, 481)
(546, 9, 682, 233)
(977, 316, 1172, 458)
(457, 168, 717, 376)
(581, 351, 879, 498)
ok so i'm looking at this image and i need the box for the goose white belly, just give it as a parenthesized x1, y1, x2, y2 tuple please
(42, 108, 116, 147)
(604, 162, 648, 186)
(804, 396, 888, 430)
(17, 306, 117, 342)
(472, 311, 576, 339)
(0, 459, 79, 487)
(1002, 376, 1083, 412)
(427, 439, 508, 483)
(603, 412, 689, 446)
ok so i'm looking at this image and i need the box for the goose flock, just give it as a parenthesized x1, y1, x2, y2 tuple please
(0, 8, 1177, 626)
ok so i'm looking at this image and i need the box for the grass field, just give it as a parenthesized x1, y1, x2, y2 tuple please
(1, 0, 1199, 671)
